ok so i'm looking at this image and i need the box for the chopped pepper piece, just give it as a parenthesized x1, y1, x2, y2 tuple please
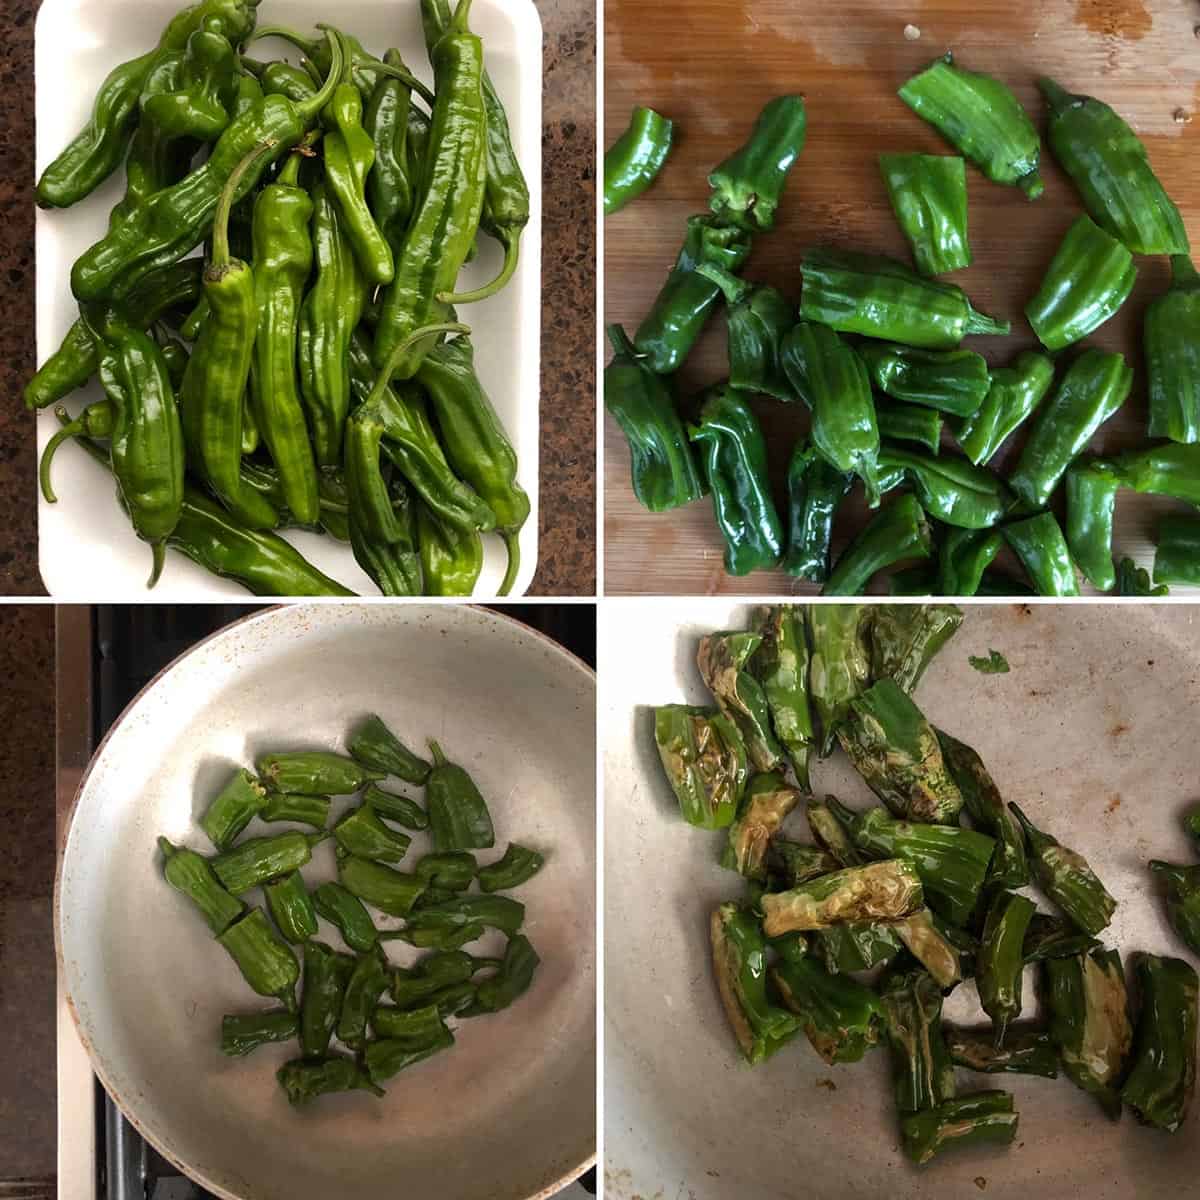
(945, 1025, 1058, 1078)
(1004, 512, 1080, 598)
(465, 933, 541, 1014)
(761, 860, 924, 936)
(1154, 514, 1200, 587)
(300, 939, 355, 1058)
(814, 923, 903, 974)
(652, 705, 748, 829)
(158, 836, 243, 936)
(312, 881, 379, 953)
(875, 399, 943, 453)
(722, 772, 801, 881)
(260, 791, 330, 829)
(372, 1001, 449, 1047)
(697, 630, 784, 773)
(937, 529, 1004, 597)
(1148, 861, 1200, 958)
(211, 830, 327, 895)
(363, 783, 428, 831)
(769, 840, 839, 889)
(1065, 459, 1120, 592)
(876, 445, 1013, 530)
(879, 152, 971, 276)
(1022, 913, 1100, 964)
(859, 343, 989, 417)
(365, 1024, 454, 1084)
(337, 856, 426, 917)
(888, 907, 964, 989)
(867, 604, 963, 694)
(336, 945, 391, 1052)
(604, 105, 673, 216)
(199, 768, 268, 851)
(749, 606, 814, 788)
(772, 955, 885, 1064)
(977, 890, 1036, 1045)
(402, 894, 525, 937)
(901, 1091, 1019, 1165)
(807, 795, 863, 867)
(879, 967, 957, 1114)
(477, 844, 544, 893)
(414, 851, 477, 892)
(349, 714, 431, 784)
(263, 870, 318, 944)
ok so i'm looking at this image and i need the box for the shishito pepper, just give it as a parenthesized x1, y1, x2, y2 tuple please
(836, 679, 964, 824)
(761, 860, 924, 935)
(198, 768, 269, 851)
(748, 606, 814, 787)
(1065, 459, 1120, 592)
(364, 49, 416, 248)
(426, 741, 495, 851)
(722, 773, 801, 881)
(769, 841, 839, 889)
(300, 940, 355, 1057)
(772, 955, 884, 1064)
(478, 844, 544, 893)
(635, 215, 753, 374)
(880, 153, 971, 276)
(211, 830, 327, 895)
(403, 895, 524, 938)
(220, 1009, 298, 1057)
(1011, 803, 1115, 934)
(1039, 76, 1188, 255)
(782, 444, 853, 582)
(1121, 954, 1199, 1132)
(338, 856, 426, 917)
(604, 106, 674, 216)
(1004, 512, 1080, 598)
(954, 351, 1055, 467)
(1148, 861, 1200, 957)
(604, 325, 706, 512)
(334, 805, 413, 863)
(806, 605, 871, 755)
(372, 1002, 449, 1047)
(337, 944, 391, 1051)
(824, 495, 933, 596)
(1155, 514, 1200, 586)
(799, 248, 1010, 349)
(1022, 913, 1100, 963)
(1046, 947, 1131, 1119)
(879, 967, 957, 1114)
(814, 923, 902, 975)
(142, 25, 239, 142)
(260, 791, 330, 829)
(364, 784, 428, 831)
(899, 53, 1043, 199)
(888, 908, 966, 990)
(697, 631, 784, 773)
(365, 1025, 455, 1084)
(350, 714, 431, 785)
(217, 907, 301, 1011)
(414, 852, 477, 892)
(868, 605, 963, 694)
(976, 890, 1036, 1045)
(708, 95, 806, 230)
(875, 401, 943, 454)
(877, 446, 1012, 531)
(258, 751, 383, 795)
(808, 796, 864, 867)
(901, 1092, 1019, 1165)
(391, 950, 486, 1007)
(653, 705, 748, 829)
(466, 934, 541, 1015)
(688, 386, 785, 575)
(1026, 215, 1137, 352)
(263, 871, 318, 944)
(278, 1054, 384, 1104)
(859, 344, 988, 418)
(312, 882, 379, 954)
(946, 1026, 1058, 1078)
(159, 836, 244, 935)
(711, 903, 799, 1063)
(415, 503, 484, 596)
(1101, 442, 1200, 506)
(936, 528, 1003, 597)
(1145, 256, 1200, 443)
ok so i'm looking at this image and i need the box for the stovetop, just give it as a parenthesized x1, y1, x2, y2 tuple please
(56, 604, 596, 1200)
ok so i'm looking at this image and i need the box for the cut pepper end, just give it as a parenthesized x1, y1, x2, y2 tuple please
(1019, 173, 1045, 201)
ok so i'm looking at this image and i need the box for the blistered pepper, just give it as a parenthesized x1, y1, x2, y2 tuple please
(257, 750, 383, 795)
(976, 890, 1036, 1045)
(772, 955, 885, 1064)
(814, 924, 902, 975)
(806, 605, 871, 755)
(1148, 861, 1200, 958)
(697, 630, 784, 773)
(888, 908, 966, 989)
(953, 350, 1055, 466)
(769, 842, 839, 889)
(824, 494, 933, 596)
(868, 604, 963, 694)
(1022, 913, 1100, 963)
(198, 768, 269, 851)
(946, 1026, 1058, 1078)
(748, 606, 814, 787)
(901, 1092, 1018, 1164)
(338, 856, 425, 917)
(604, 106, 674, 216)
(1145, 256, 1200, 443)
(1065, 459, 1120, 592)
(159, 836, 243, 935)
(722, 773, 801, 881)
(263, 871, 318, 944)
(880, 153, 971, 276)
(879, 967, 957, 1114)
(653, 705, 748, 828)
(334, 805, 412, 863)
(217, 907, 300, 1011)
(1004, 512, 1080, 597)
(477, 845, 544, 893)
(211, 830, 327, 895)
(781, 444, 852, 582)
(761, 860, 924, 936)
(312, 882, 379, 953)
(220, 1009, 298, 1057)
(859, 344, 988, 417)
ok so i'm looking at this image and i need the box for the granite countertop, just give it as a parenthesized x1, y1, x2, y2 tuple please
(0, 0, 595, 597)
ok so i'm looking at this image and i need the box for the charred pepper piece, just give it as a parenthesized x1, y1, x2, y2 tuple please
(722, 773, 802, 881)
(211, 831, 327, 895)
(748, 606, 814, 787)
(806, 605, 871, 755)
(477, 844, 544, 893)
(888, 908, 965, 990)
(220, 1009, 298, 1057)
(953, 350, 1055, 467)
(426, 741, 494, 851)
(1145, 255, 1200, 444)
(761, 860, 924, 936)
(312, 882, 379, 954)
(772, 956, 885, 1064)
(807, 795, 863, 867)
(278, 1053, 384, 1104)
(263, 870, 318, 944)
(217, 907, 300, 1011)
(401, 895, 524, 938)
(977, 890, 1036, 1045)
(198, 768, 268, 852)
(349, 714, 430, 785)
(859, 344, 989, 418)
(708, 95, 806, 230)
(653, 705, 748, 829)
(824, 494, 933, 597)
(768, 841, 840, 889)
(1148, 861, 1200, 958)
(257, 751, 383, 795)
(604, 105, 674, 216)
(159, 836, 243, 935)
(697, 630, 784, 773)
(901, 1091, 1019, 1164)
(946, 1025, 1058, 1078)
(880, 152, 970, 276)
(781, 443, 853, 583)
(814, 923, 903, 975)
(879, 967, 957, 1114)
(867, 604, 963, 694)
(1022, 913, 1100, 964)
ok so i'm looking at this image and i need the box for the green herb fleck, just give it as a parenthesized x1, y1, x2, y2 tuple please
(968, 650, 1009, 675)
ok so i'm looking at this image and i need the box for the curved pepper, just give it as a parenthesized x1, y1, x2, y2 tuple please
(1154, 514, 1200, 586)
(888, 908, 966, 989)
(349, 714, 430, 785)
(878, 446, 1012, 530)
(247, 58, 318, 104)
(312, 882, 379, 953)
(338, 855, 426, 917)
(1039, 76, 1188, 255)
(868, 604, 963, 694)
(259, 790, 329, 829)
(708, 95, 806, 231)
(364, 784, 428, 831)
(159, 836, 243, 935)
(858, 343, 989, 417)
(1145, 256, 1200, 444)
(933, 529, 1000, 595)
(465, 933, 541, 1015)
(217, 907, 300, 1012)
(336, 944, 390, 1051)
(39, 402, 116, 505)
(879, 967, 958, 1114)
(605, 106, 674, 216)
(477, 844, 544, 893)
(258, 751, 382, 795)
(220, 1009, 298, 1057)
(824, 494, 933, 596)
(364, 49, 416, 248)
(652, 705, 748, 829)
(390, 950, 487, 1007)
(781, 444, 852, 582)
(404, 895, 524, 938)
(414, 852, 477, 893)
(372, 1001, 449, 1048)
(1003, 512, 1080, 597)
(334, 805, 412, 863)
(946, 1026, 1058, 1078)
(722, 773, 801, 881)
(365, 1026, 454, 1085)
(772, 955, 884, 1064)
(279, 1054, 384, 1104)
(1065, 459, 1120, 592)
(976, 890, 1035, 1045)
(953, 350, 1054, 466)
(635, 215, 753, 374)
(263, 870, 318, 944)
(901, 1092, 1018, 1164)
(426, 740, 495, 851)
(880, 153, 971, 276)
(1026, 215, 1136, 352)
(900, 53, 1043, 198)
(762, 860, 924, 935)
(142, 27, 239, 142)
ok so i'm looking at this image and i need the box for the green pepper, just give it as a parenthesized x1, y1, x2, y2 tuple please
(875, 401, 943, 454)
(953, 350, 1055, 467)
(604, 106, 674, 216)
(748, 606, 814, 787)
(761, 860, 923, 935)
(217, 907, 300, 1011)
(278, 1053, 385, 1104)
(780, 322, 881, 503)
(338, 856, 425, 917)
(260, 791, 331, 829)
(1011, 802, 1114, 935)
(348, 714, 431, 786)
(391, 950, 491, 1008)
(859, 344, 988, 418)
(257, 750, 383, 795)
(311, 882, 379, 954)
(708, 95, 806, 230)
(1039, 76, 1188, 255)
(198, 768, 268, 851)
(688, 386, 785, 575)
(211, 830, 326, 895)
(825, 797, 995, 928)
(901, 1091, 1019, 1165)
(1003, 512, 1080, 597)
(336, 945, 391, 1052)
(890, 908, 966, 989)
(635, 215, 753, 374)
(1148, 861, 1200, 958)
(365, 1025, 455, 1085)
(1101, 442, 1200, 506)
(976, 890, 1036, 1045)
(781, 444, 852, 582)
(372, 1002, 449, 1047)
(879, 967, 957, 1115)
(298, 940, 353, 1057)
(946, 1026, 1058, 1078)
(220, 1009, 298, 1057)
(414, 852, 478, 892)
(823, 495, 933, 596)
(477, 845, 544, 893)
(1144, 255, 1200, 443)
(466, 934, 541, 1015)
(935, 730, 1028, 888)
(404, 895, 524, 937)
(1065, 459, 1120, 592)
(878, 446, 1013, 531)
(836, 679, 964, 824)
(900, 53, 1043, 198)
(154, 326, 190, 391)
(768, 841, 839, 889)
(425, 741, 494, 851)
(813, 924, 902, 975)
(364, 48, 416, 249)
(772, 956, 884, 1065)
(334, 805, 412, 864)
(263, 870, 318, 944)
(158, 836, 243, 936)
(363, 783, 428, 831)
(245, 57, 318, 105)
(653, 705, 748, 829)
(697, 630, 784, 773)
(695, 267, 795, 401)
(721, 773, 801, 881)
(933, 529, 1000, 596)
(1046, 947, 1132, 1119)
(799, 248, 1009, 349)
(807, 796, 863, 867)
(1121, 953, 1199, 1132)
(1022, 913, 1100, 963)
(806, 605, 871, 754)
(868, 604, 962, 694)
(710, 904, 799, 1064)
(415, 503, 483, 596)
(1154, 514, 1200, 586)
(143, 27, 239, 142)
(880, 153, 971, 276)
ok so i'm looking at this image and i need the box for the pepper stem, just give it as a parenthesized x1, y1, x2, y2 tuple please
(1018, 171, 1045, 201)
(148, 541, 167, 589)
(438, 233, 520, 305)
(498, 529, 521, 595)
(606, 324, 639, 359)
(213, 139, 277, 267)
(964, 305, 1011, 337)
(694, 261, 750, 306)
(39, 410, 85, 503)
(452, 0, 475, 33)
(246, 23, 317, 54)
(295, 30, 344, 123)
(369, 322, 471, 405)
(1036, 76, 1075, 116)
(428, 740, 448, 767)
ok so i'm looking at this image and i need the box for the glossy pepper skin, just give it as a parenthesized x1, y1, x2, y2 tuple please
(1011, 803, 1115, 934)
(404, 895, 524, 938)
(860, 344, 988, 419)
(689, 386, 785, 575)
(761, 860, 924, 936)
(1155, 514, 1200, 585)
(934, 529, 1001, 595)
(198, 768, 268, 851)
(1022, 913, 1100, 963)
(878, 446, 1012, 531)
(799, 248, 1010, 349)
(711, 904, 799, 1064)
(722, 773, 801, 881)
(1026, 215, 1137, 352)
(879, 967, 957, 1115)
(782, 445, 852, 582)
(278, 1054, 384, 1104)
(772, 955, 884, 1064)
(749, 606, 814, 787)
(159, 836, 243, 935)
(977, 890, 1036, 1045)
(211, 830, 326, 894)
(868, 604, 963, 694)
(708, 95, 806, 230)
(1065, 459, 1120, 592)
(299, 940, 355, 1057)
(258, 751, 382, 795)
(478, 844, 544, 893)
(901, 1091, 1018, 1165)
(954, 351, 1055, 467)
(426, 741, 495, 850)
(781, 323, 881, 503)
(414, 852, 477, 892)
(946, 1026, 1058, 1078)
(1046, 947, 1131, 1119)
(260, 791, 330, 829)
(814, 924, 901, 975)
(39, 402, 118, 504)
(1148, 861, 1200, 958)
(312, 882, 378, 954)
(604, 106, 674, 215)
(1145, 256, 1200, 443)
(142, 27, 239, 142)
(1121, 954, 1199, 1132)
(372, 1001, 449, 1046)
(416, 502, 483, 596)
(697, 631, 784, 773)
(349, 714, 430, 785)
(634, 215, 753, 374)
(875, 401, 942, 453)
(364, 49, 416, 249)
(364, 783, 428, 831)
(880, 153, 971, 276)
(900, 53, 1043, 199)
(391, 950, 485, 1007)
(1101, 442, 1200, 506)
(1004, 513, 1080, 597)
(217, 907, 300, 1011)
(824, 494, 933, 596)
(334, 806, 413, 863)
(1040, 76, 1188, 255)
(263, 871, 318, 944)
(807, 796, 864, 868)
(220, 1009, 298, 1057)
(653, 705, 748, 829)
(806, 605, 871, 755)
(836, 679, 964, 823)
(338, 856, 426, 917)
(769, 842, 838, 890)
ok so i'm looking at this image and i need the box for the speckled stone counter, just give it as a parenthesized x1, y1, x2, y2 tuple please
(0, 0, 595, 596)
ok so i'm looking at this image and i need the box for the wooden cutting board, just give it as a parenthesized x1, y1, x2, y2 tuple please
(603, 0, 1200, 595)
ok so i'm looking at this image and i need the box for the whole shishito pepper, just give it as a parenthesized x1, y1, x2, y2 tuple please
(859, 344, 989, 418)
(159, 836, 244, 935)
(426, 741, 495, 851)
(824, 494, 933, 597)
(300, 939, 355, 1057)
(477, 844, 544, 893)
(278, 1054, 384, 1104)
(364, 49, 416, 249)
(781, 322, 881, 503)
(263, 870, 318, 944)
(1003, 513, 1080, 597)
(899, 53, 1043, 199)
(806, 605, 871, 755)
(217, 907, 301, 1011)
(416, 502, 484, 596)
(70, 35, 344, 303)
(604, 325, 705, 513)
(107, 118, 197, 232)
(1040, 76, 1189, 255)
(198, 767, 268, 851)
(220, 1009, 298, 1057)
(976, 890, 1036, 1045)
(312, 882, 379, 953)
(762, 861, 924, 935)
(348, 481, 423, 598)
(141, 26, 240, 143)
(634, 215, 753, 374)
(334, 805, 412, 863)
(1026, 215, 1137, 352)
(877, 446, 1012, 530)
(708, 95, 806, 231)
(869, 604, 963, 694)
(604, 106, 674, 216)
(39, 402, 116, 504)
(350, 714, 431, 785)
(1155, 514, 1200, 586)
(1009, 348, 1132, 512)
(781, 445, 851, 583)
(953, 350, 1054, 467)
(246, 57, 318, 104)
(258, 751, 381, 796)
(653, 705, 748, 829)
(211, 830, 327, 894)
(800, 248, 1009, 349)
(722, 772, 800, 880)
(1065, 459, 1120, 592)
(1145, 256, 1200, 444)
(880, 153, 971, 276)
(901, 1092, 1019, 1165)
(688, 386, 785, 576)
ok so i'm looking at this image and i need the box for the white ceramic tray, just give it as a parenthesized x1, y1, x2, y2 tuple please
(34, 0, 541, 598)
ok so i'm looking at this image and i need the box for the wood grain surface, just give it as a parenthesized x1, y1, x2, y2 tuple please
(603, 0, 1200, 595)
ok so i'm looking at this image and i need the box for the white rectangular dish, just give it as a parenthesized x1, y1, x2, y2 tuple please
(34, 0, 541, 598)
